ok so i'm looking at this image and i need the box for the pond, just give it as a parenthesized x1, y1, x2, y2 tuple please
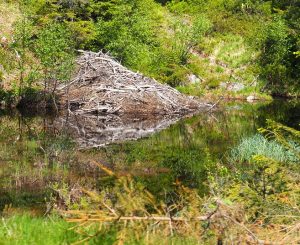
(0, 99, 299, 212)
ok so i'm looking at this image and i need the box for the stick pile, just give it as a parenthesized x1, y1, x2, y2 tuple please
(58, 50, 207, 116)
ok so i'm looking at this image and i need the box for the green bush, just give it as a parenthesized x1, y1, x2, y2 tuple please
(5, 0, 299, 96)
(260, 18, 290, 88)
(207, 79, 220, 89)
(35, 22, 75, 91)
(94, 0, 162, 72)
(170, 15, 212, 65)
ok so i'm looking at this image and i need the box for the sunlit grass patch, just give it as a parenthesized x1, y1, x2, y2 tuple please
(176, 84, 204, 97)
(0, 1, 21, 36)
(0, 215, 79, 245)
(229, 134, 298, 164)
(202, 34, 257, 68)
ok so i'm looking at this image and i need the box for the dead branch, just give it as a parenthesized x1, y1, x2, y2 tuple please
(57, 51, 210, 116)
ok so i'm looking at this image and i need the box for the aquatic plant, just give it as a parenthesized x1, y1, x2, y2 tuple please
(229, 133, 298, 164)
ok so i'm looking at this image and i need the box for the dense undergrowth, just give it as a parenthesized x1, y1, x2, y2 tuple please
(0, 0, 299, 104)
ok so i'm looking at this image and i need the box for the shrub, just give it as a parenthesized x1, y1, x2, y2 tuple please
(11, 16, 35, 94)
(94, 0, 162, 72)
(35, 22, 75, 92)
(259, 17, 293, 93)
(170, 15, 212, 65)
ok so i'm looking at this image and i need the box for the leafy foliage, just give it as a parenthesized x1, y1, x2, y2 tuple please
(0, 0, 296, 95)
(35, 22, 75, 91)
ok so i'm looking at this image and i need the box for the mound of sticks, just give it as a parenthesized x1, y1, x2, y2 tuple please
(58, 51, 208, 116)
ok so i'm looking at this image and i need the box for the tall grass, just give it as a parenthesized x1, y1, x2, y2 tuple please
(0, 215, 79, 245)
(0, 214, 204, 245)
(229, 134, 298, 164)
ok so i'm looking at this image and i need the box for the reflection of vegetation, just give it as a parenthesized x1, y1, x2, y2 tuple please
(256, 100, 300, 129)
(34, 121, 299, 244)
(98, 110, 256, 193)
(0, 101, 298, 210)
(0, 101, 299, 243)
(0, 113, 76, 209)
(86, 101, 298, 197)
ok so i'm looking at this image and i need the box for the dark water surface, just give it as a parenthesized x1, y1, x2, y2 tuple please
(0, 99, 299, 211)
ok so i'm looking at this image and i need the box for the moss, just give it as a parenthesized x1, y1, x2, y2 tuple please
(207, 79, 220, 89)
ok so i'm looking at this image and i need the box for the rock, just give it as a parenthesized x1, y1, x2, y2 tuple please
(0, 36, 8, 47)
(219, 82, 245, 92)
(220, 82, 228, 89)
(246, 95, 256, 103)
(228, 82, 245, 92)
(1, 36, 7, 43)
(0, 100, 6, 109)
(188, 74, 200, 84)
(226, 105, 242, 110)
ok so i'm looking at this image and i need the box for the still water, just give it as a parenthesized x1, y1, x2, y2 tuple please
(0, 100, 299, 211)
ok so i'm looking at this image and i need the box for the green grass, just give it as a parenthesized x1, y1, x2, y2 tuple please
(180, 32, 262, 97)
(176, 84, 204, 97)
(0, 215, 80, 245)
(0, 215, 122, 245)
(0, 215, 202, 245)
(229, 134, 299, 164)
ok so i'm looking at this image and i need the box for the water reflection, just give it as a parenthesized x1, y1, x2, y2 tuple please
(52, 113, 188, 149)
(0, 100, 299, 209)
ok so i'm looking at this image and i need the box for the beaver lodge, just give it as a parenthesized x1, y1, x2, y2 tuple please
(53, 51, 212, 148)
(57, 50, 210, 116)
